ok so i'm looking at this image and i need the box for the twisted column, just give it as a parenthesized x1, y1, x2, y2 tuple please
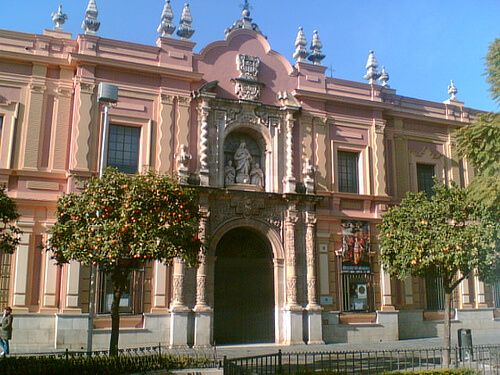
(305, 212, 319, 308)
(283, 111, 296, 193)
(198, 99, 210, 186)
(171, 257, 187, 311)
(195, 208, 210, 310)
(285, 208, 299, 307)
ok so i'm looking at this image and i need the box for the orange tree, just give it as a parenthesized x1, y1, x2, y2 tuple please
(0, 186, 21, 254)
(47, 169, 202, 355)
(378, 182, 498, 365)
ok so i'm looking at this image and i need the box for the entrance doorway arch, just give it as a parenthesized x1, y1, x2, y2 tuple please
(214, 227, 275, 345)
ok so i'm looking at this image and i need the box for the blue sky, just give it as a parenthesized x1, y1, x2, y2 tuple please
(1, 0, 499, 111)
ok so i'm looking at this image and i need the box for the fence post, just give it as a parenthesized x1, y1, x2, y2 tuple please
(65, 348, 69, 361)
(158, 342, 161, 357)
(223, 355, 228, 375)
(278, 349, 283, 374)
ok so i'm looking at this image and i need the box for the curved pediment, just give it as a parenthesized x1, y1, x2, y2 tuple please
(195, 29, 296, 106)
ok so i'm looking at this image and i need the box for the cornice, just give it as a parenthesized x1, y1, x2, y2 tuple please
(69, 53, 203, 82)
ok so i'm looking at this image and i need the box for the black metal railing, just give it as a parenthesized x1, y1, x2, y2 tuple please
(223, 345, 500, 374)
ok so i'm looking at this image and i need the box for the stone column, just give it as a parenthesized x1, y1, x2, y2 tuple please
(169, 257, 189, 348)
(198, 99, 210, 186)
(372, 119, 387, 196)
(283, 111, 296, 193)
(12, 221, 34, 311)
(194, 208, 212, 347)
(283, 207, 303, 344)
(305, 211, 323, 344)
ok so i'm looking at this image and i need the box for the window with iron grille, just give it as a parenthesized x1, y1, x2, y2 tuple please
(337, 151, 359, 193)
(107, 124, 140, 174)
(97, 269, 145, 315)
(425, 275, 445, 310)
(417, 163, 435, 197)
(494, 281, 500, 309)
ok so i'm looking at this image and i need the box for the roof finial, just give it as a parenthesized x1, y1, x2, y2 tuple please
(379, 66, 390, 87)
(225, 0, 262, 37)
(363, 50, 380, 84)
(177, 2, 195, 40)
(157, 0, 175, 38)
(81, 0, 100, 35)
(308, 30, 325, 65)
(51, 5, 68, 31)
(293, 27, 309, 63)
(448, 80, 458, 100)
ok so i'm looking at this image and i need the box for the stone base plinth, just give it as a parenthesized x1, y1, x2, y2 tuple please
(194, 307, 212, 347)
(306, 306, 324, 344)
(169, 309, 190, 348)
(283, 306, 304, 345)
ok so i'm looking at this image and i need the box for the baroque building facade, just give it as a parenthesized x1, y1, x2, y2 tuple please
(0, 2, 498, 351)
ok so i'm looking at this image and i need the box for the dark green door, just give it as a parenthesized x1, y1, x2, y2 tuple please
(214, 228, 274, 345)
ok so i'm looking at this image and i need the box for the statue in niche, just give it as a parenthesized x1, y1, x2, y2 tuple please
(250, 162, 264, 187)
(178, 144, 191, 173)
(233, 142, 252, 183)
(224, 160, 236, 186)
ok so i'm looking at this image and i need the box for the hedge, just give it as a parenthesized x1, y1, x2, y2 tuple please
(382, 369, 480, 375)
(0, 353, 215, 375)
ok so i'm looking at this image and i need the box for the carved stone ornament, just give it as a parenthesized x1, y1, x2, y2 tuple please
(235, 81, 261, 101)
(286, 277, 298, 304)
(237, 54, 260, 81)
(233, 54, 263, 101)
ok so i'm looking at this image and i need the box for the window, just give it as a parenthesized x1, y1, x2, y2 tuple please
(0, 252, 12, 308)
(417, 163, 435, 197)
(107, 124, 140, 174)
(494, 281, 500, 309)
(425, 275, 445, 310)
(337, 151, 359, 193)
(97, 269, 145, 314)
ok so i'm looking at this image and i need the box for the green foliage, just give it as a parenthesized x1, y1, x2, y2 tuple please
(382, 369, 479, 375)
(47, 169, 202, 270)
(379, 182, 498, 289)
(456, 113, 500, 178)
(0, 186, 22, 254)
(0, 353, 214, 375)
(486, 38, 500, 103)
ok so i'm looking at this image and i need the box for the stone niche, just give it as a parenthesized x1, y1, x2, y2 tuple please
(223, 130, 265, 190)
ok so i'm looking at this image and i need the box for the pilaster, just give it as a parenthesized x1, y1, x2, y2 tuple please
(19, 65, 47, 170)
(49, 68, 73, 172)
(380, 267, 395, 311)
(40, 223, 59, 311)
(152, 261, 169, 312)
(63, 260, 82, 312)
(12, 221, 34, 310)
(157, 93, 175, 173)
(473, 274, 487, 308)
(69, 79, 96, 172)
(372, 118, 387, 196)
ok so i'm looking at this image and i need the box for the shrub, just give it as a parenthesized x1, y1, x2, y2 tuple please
(0, 354, 215, 375)
(382, 369, 480, 375)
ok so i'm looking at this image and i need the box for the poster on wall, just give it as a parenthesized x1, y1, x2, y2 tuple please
(341, 221, 371, 273)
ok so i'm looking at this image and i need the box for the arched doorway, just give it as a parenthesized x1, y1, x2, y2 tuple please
(214, 227, 275, 345)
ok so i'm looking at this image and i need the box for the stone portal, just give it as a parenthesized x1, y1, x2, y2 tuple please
(214, 227, 274, 344)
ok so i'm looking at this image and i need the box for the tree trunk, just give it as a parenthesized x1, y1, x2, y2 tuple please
(109, 269, 128, 356)
(443, 290, 452, 367)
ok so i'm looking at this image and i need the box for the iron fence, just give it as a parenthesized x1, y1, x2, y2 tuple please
(223, 345, 500, 374)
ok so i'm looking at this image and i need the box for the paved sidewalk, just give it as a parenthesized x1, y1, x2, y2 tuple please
(213, 336, 500, 359)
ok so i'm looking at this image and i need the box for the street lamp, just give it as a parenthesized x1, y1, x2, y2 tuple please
(87, 82, 118, 354)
